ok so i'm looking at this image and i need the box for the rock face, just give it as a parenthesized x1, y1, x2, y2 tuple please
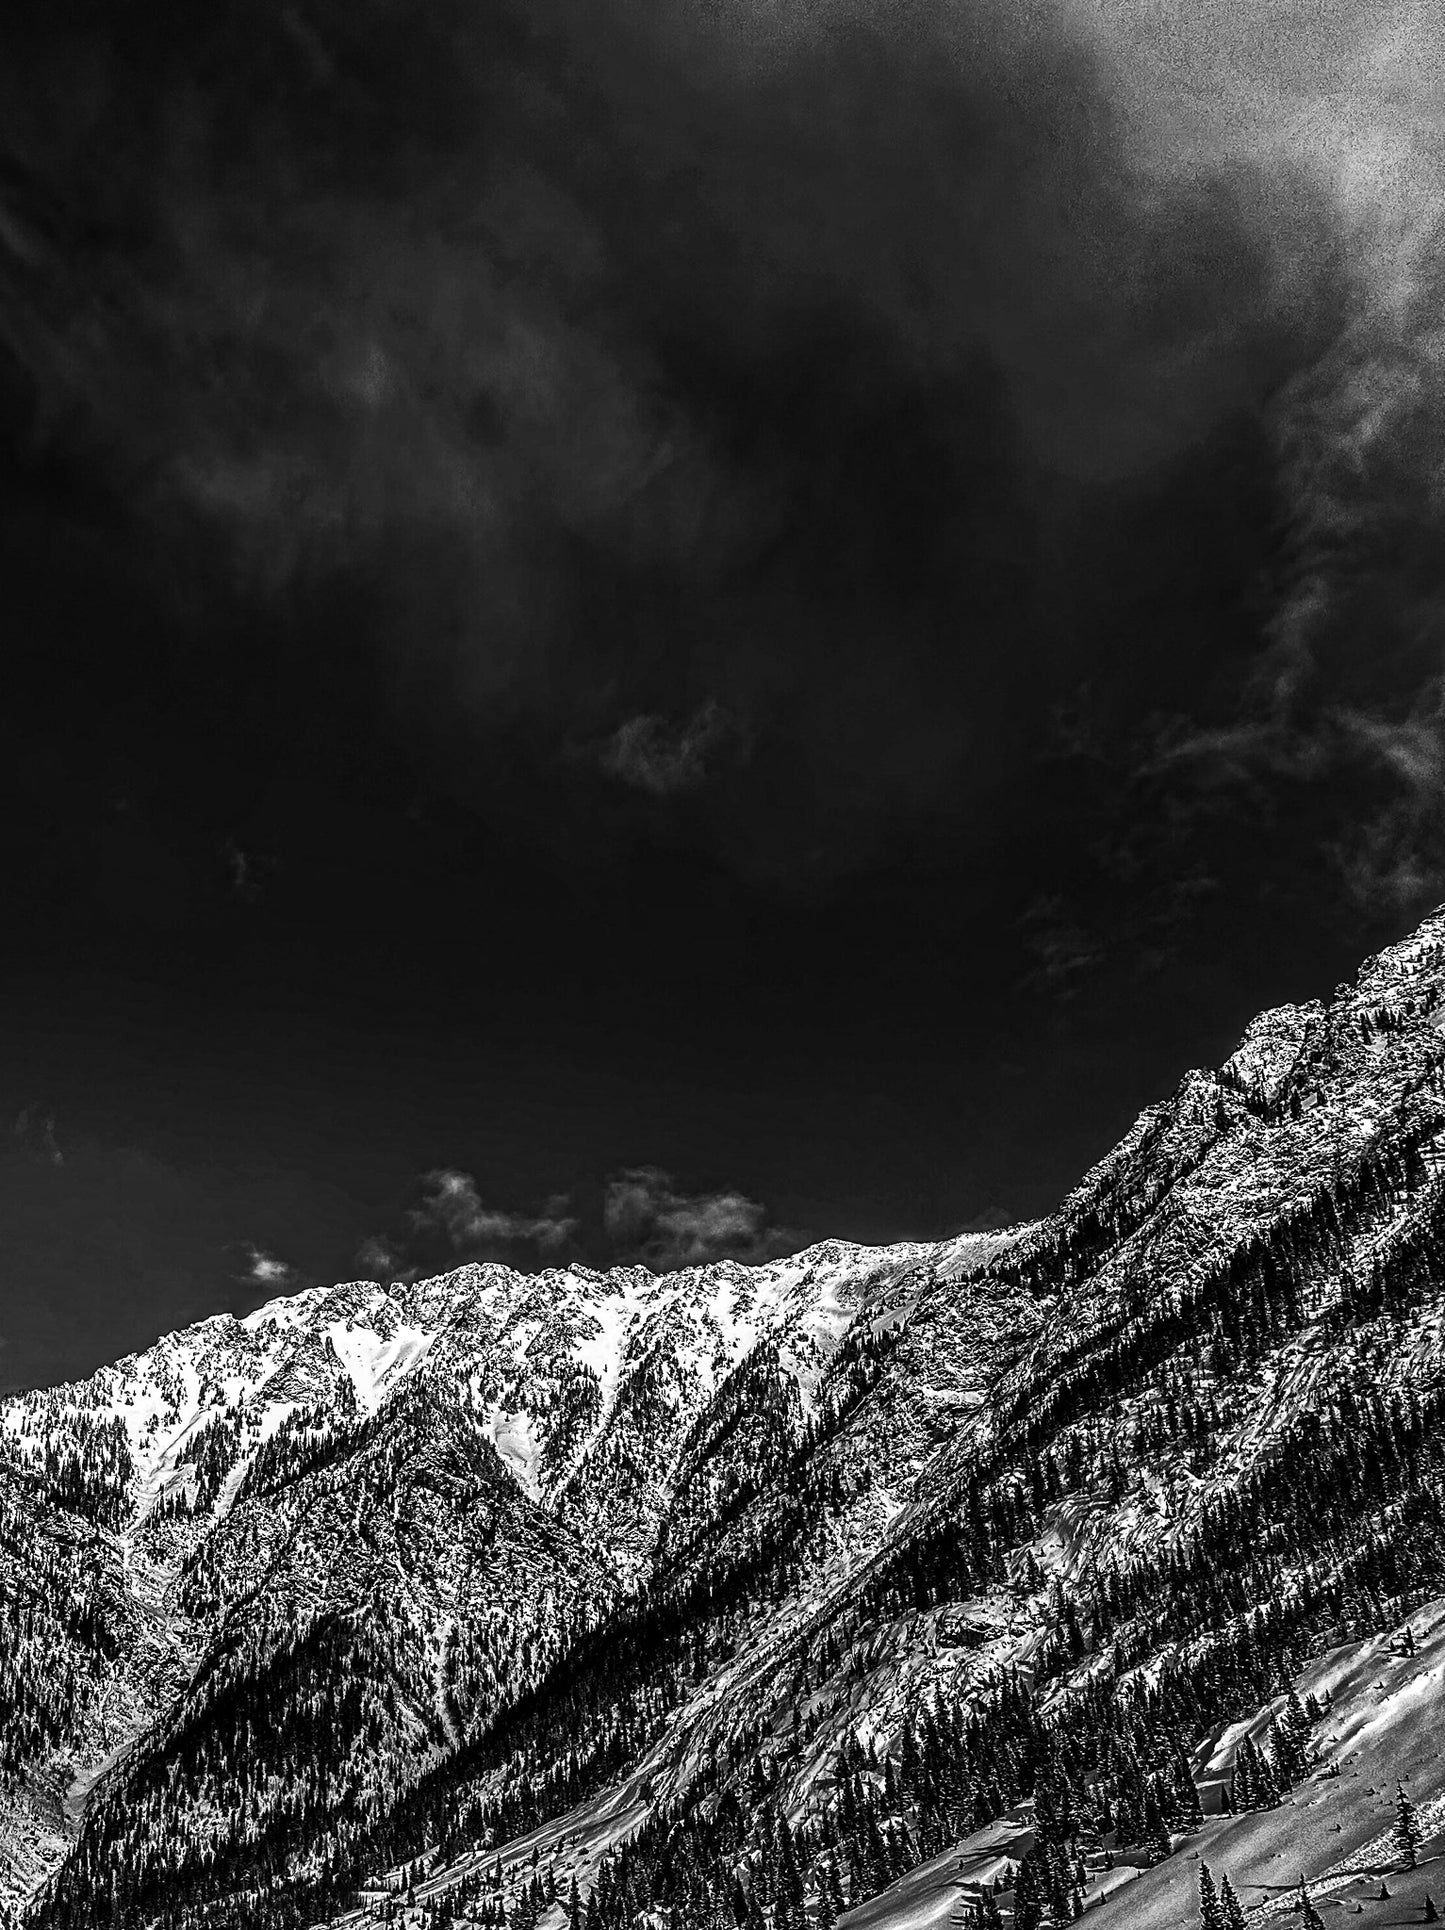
(10, 909, 1445, 1930)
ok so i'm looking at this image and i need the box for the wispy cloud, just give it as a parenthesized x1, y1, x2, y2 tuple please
(1017, 898, 1106, 1000)
(410, 1169, 577, 1254)
(355, 1234, 408, 1282)
(12, 1107, 62, 1167)
(354, 1164, 801, 1281)
(597, 701, 732, 798)
(240, 1244, 303, 1289)
(1327, 683, 1445, 914)
(1134, 681, 1445, 923)
(602, 1165, 799, 1270)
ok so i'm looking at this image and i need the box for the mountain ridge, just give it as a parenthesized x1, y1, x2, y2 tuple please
(7, 908, 1445, 1927)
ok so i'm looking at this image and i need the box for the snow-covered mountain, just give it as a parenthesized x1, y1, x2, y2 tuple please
(0, 1227, 1025, 1921)
(9, 909, 1445, 1930)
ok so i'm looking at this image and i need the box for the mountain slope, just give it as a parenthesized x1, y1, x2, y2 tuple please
(12, 908, 1445, 1930)
(0, 1231, 1020, 1924)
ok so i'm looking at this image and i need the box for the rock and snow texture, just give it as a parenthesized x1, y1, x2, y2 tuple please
(0, 1227, 1018, 1916)
(838, 1601, 1445, 1930)
(11, 905, 1445, 1929)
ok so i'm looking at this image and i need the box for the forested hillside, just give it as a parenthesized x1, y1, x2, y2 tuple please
(10, 913, 1445, 1928)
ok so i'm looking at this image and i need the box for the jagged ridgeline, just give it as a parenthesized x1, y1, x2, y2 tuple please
(5, 913, 1445, 1930)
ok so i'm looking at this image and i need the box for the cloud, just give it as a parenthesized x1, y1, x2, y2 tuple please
(0, 0, 1356, 900)
(1131, 677, 1445, 925)
(1325, 684, 1445, 914)
(1057, 3, 1445, 922)
(602, 1165, 799, 1271)
(13, 1106, 62, 1167)
(10, 0, 1445, 937)
(240, 1244, 304, 1290)
(1339, 700, 1445, 795)
(351, 1174, 580, 1282)
(0, 1125, 368, 1393)
(221, 838, 269, 904)
(355, 1234, 408, 1282)
(1017, 898, 1106, 1000)
(409, 1170, 577, 1255)
(354, 1166, 800, 1280)
(598, 701, 732, 797)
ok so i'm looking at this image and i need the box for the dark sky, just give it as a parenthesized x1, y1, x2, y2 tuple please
(3, 0, 1445, 1391)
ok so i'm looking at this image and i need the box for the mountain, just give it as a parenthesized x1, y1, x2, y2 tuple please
(0, 1230, 1028, 1924)
(7, 909, 1445, 1929)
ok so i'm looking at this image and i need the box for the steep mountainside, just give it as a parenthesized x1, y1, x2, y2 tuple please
(0, 1230, 1025, 1924)
(11, 909, 1445, 1930)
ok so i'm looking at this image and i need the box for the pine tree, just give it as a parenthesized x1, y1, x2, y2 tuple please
(1198, 1862, 1224, 1930)
(825, 1858, 847, 1921)
(1236, 1734, 1279, 1809)
(1297, 1879, 1324, 1930)
(1011, 1854, 1044, 1930)
(1274, 1694, 1314, 1788)
(1219, 1873, 1247, 1930)
(1397, 1784, 1423, 1869)
(1233, 1739, 1254, 1812)
(1143, 1790, 1172, 1864)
